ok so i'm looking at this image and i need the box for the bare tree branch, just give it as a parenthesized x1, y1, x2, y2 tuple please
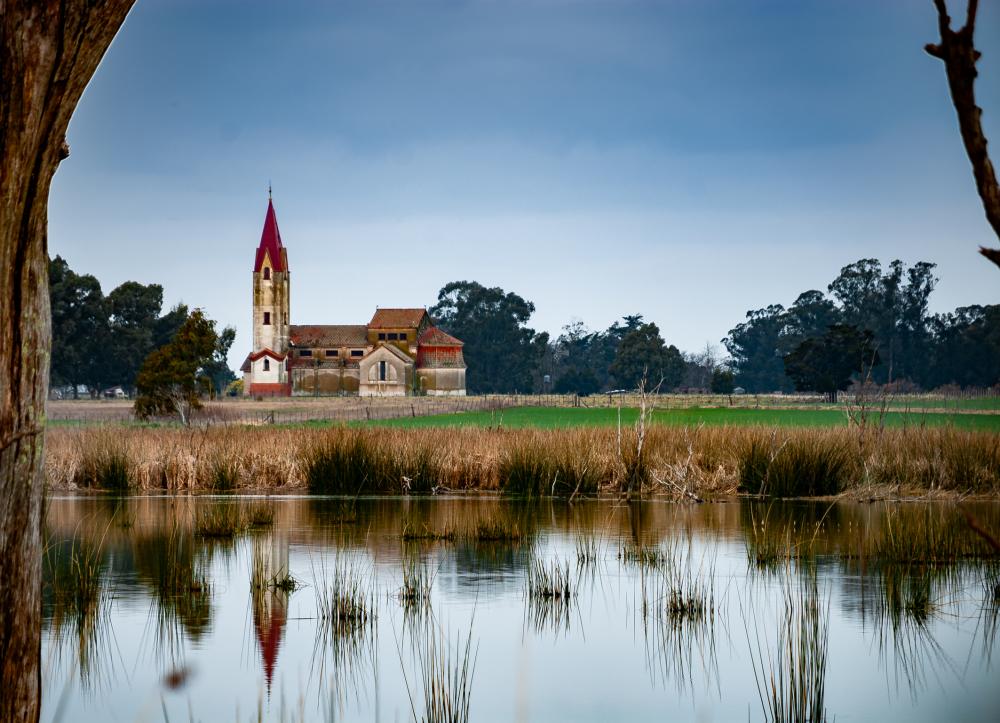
(926, 0, 1000, 268)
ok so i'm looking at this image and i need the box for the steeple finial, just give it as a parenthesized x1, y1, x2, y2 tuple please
(268, 181, 272, 201)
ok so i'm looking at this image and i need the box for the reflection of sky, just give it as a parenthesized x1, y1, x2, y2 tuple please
(46, 0, 1000, 368)
(42, 498, 1000, 722)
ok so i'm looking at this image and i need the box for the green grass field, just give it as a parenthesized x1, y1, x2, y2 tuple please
(365, 405, 1000, 431)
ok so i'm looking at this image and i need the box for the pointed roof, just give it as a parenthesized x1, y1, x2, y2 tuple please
(253, 199, 288, 272)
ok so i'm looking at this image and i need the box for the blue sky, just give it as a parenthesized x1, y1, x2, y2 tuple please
(48, 0, 1000, 366)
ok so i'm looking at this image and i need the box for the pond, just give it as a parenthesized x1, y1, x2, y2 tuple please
(42, 496, 1000, 722)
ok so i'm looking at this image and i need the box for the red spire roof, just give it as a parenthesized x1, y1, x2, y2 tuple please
(253, 199, 287, 272)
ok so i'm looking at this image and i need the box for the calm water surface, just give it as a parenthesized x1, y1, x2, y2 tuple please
(41, 496, 1000, 722)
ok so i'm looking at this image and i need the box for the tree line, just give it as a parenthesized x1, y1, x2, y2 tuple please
(432, 263, 998, 397)
(430, 280, 732, 395)
(49, 255, 235, 397)
(722, 258, 1000, 396)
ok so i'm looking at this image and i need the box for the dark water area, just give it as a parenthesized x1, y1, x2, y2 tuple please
(42, 496, 1000, 722)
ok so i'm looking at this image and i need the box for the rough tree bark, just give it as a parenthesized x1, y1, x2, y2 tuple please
(1, 2, 134, 721)
(925, 0, 1000, 268)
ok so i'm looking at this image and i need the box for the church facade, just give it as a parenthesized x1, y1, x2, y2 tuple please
(241, 199, 466, 397)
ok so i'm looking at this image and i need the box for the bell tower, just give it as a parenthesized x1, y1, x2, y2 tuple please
(252, 193, 290, 355)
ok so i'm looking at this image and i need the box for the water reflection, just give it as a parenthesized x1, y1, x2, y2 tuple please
(40, 496, 1000, 722)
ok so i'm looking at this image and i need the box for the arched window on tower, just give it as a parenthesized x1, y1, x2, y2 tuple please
(379, 360, 387, 382)
(263, 267, 271, 280)
(263, 358, 270, 372)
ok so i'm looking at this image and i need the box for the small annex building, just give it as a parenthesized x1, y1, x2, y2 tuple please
(240, 198, 466, 397)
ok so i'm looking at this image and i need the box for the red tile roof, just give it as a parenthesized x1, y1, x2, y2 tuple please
(418, 326, 463, 346)
(369, 308, 428, 329)
(289, 324, 368, 347)
(253, 199, 288, 272)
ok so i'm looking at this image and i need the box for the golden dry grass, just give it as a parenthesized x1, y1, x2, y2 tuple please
(43, 423, 1000, 498)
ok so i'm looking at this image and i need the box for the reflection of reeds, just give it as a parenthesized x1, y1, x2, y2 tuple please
(135, 532, 213, 666)
(639, 543, 719, 693)
(194, 505, 246, 539)
(619, 542, 670, 569)
(402, 620, 477, 723)
(525, 558, 577, 635)
(867, 563, 958, 699)
(402, 521, 457, 542)
(527, 558, 573, 600)
(398, 559, 435, 627)
(43, 536, 117, 689)
(746, 575, 829, 723)
(743, 505, 815, 571)
(470, 517, 523, 543)
(311, 556, 378, 713)
(871, 506, 1000, 563)
(979, 566, 1000, 664)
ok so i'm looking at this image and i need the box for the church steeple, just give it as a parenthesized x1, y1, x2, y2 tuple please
(252, 194, 291, 360)
(253, 197, 288, 273)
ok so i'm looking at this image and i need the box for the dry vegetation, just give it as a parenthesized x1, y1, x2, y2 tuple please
(43, 424, 1000, 498)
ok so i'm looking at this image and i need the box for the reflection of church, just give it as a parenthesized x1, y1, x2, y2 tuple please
(240, 196, 467, 397)
(250, 532, 290, 691)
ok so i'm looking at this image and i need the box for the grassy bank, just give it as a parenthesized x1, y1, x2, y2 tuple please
(44, 423, 1000, 498)
(361, 406, 1000, 431)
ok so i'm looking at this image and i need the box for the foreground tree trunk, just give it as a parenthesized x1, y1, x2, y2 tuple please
(926, 0, 1000, 268)
(0, 3, 134, 721)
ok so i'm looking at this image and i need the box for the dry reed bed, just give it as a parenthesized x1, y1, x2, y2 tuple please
(43, 424, 1000, 497)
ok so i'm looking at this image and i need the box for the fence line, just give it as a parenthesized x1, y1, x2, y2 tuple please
(45, 387, 1000, 426)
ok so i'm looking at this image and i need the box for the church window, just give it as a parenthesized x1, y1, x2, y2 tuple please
(388, 332, 398, 340)
(351, 349, 363, 358)
(263, 267, 271, 280)
(399, 332, 408, 341)
(263, 311, 271, 325)
(379, 360, 387, 381)
(325, 349, 337, 357)
(300, 349, 312, 357)
(263, 358, 270, 371)
(378, 333, 386, 341)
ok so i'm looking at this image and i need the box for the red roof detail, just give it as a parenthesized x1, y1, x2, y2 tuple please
(247, 348, 287, 363)
(253, 199, 287, 273)
(289, 324, 368, 347)
(369, 308, 428, 329)
(418, 326, 463, 347)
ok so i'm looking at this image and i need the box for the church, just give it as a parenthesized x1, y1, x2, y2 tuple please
(240, 198, 467, 397)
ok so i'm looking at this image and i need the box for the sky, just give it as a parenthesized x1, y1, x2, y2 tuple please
(48, 0, 1000, 368)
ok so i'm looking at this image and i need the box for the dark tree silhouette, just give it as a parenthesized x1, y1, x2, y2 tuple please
(926, 0, 1000, 267)
(0, 3, 135, 720)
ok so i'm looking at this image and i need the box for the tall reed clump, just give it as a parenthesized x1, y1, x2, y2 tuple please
(747, 576, 829, 723)
(498, 434, 602, 498)
(403, 621, 478, 723)
(73, 429, 132, 491)
(303, 430, 444, 495)
(739, 433, 848, 498)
